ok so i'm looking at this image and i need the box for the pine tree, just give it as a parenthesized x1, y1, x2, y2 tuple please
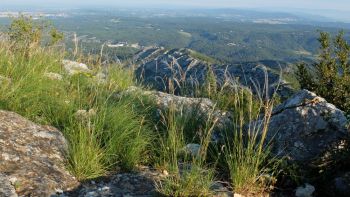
(297, 31, 350, 113)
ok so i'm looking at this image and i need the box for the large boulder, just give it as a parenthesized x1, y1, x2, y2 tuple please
(265, 90, 349, 170)
(0, 110, 78, 196)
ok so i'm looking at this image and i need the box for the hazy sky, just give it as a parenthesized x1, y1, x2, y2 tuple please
(2, 0, 350, 11)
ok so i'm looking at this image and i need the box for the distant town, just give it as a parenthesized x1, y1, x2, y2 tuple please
(0, 11, 68, 19)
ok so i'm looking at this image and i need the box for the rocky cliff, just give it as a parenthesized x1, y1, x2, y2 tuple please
(133, 47, 295, 99)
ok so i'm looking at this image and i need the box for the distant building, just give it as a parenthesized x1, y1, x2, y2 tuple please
(107, 41, 128, 48)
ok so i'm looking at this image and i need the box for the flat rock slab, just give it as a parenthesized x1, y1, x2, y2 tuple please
(68, 166, 162, 197)
(0, 110, 78, 196)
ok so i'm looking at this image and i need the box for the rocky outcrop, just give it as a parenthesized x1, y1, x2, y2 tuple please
(263, 90, 349, 170)
(120, 86, 232, 141)
(0, 110, 78, 196)
(133, 47, 294, 99)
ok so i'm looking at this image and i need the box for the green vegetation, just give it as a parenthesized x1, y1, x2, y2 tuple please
(296, 31, 350, 113)
(188, 49, 219, 64)
(223, 89, 279, 195)
(8, 15, 43, 57)
(31, 10, 349, 64)
(155, 103, 216, 196)
(0, 17, 283, 195)
(0, 17, 151, 180)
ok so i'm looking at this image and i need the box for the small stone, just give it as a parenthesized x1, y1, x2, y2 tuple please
(75, 109, 97, 121)
(95, 72, 107, 84)
(183, 143, 201, 157)
(88, 109, 97, 117)
(55, 188, 63, 194)
(9, 177, 17, 185)
(0, 75, 11, 84)
(102, 186, 110, 191)
(44, 72, 63, 81)
(62, 60, 92, 76)
(87, 191, 98, 197)
(162, 170, 169, 176)
(333, 172, 350, 195)
(2, 153, 10, 160)
(295, 183, 315, 197)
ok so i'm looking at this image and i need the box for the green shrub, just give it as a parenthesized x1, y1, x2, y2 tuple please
(8, 15, 43, 51)
(49, 27, 64, 46)
(296, 31, 350, 113)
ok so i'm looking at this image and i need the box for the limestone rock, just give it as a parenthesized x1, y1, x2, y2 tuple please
(120, 86, 232, 141)
(0, 110, 78, 196)
(44, 72, 63, 81)
(0, 173, 17, 197)
(0, 75, 11, 85)
(62, 60, 92, 75)
(133, 47, 294, 99)
(183, 144, 201, 157)
(263, 90, 349, 168)
(74, 109, 97, 121)
(68, 166, 160, 197)
(295, 183, 315, 197)
(333, 172, 350, 196)
(95, 72, 107, 84)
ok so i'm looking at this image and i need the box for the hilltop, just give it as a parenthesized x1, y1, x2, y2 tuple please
(0, 16, 350, 197)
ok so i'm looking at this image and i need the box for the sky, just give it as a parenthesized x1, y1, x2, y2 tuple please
(2, 0, 350, 22)
(2, 0, 350, 11)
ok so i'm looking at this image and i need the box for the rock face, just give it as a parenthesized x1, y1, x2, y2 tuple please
(133, 47, 294, 99)
(265, 90, 349, 169)
(0, 110, 78, 196)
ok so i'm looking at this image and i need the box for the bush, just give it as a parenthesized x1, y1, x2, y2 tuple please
(8, 16, 64, 58)
(8, 16, 43, 51)
(296, 31, 350, 113)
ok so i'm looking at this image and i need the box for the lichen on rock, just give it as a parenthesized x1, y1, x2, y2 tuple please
(0, 110, 78, 196)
